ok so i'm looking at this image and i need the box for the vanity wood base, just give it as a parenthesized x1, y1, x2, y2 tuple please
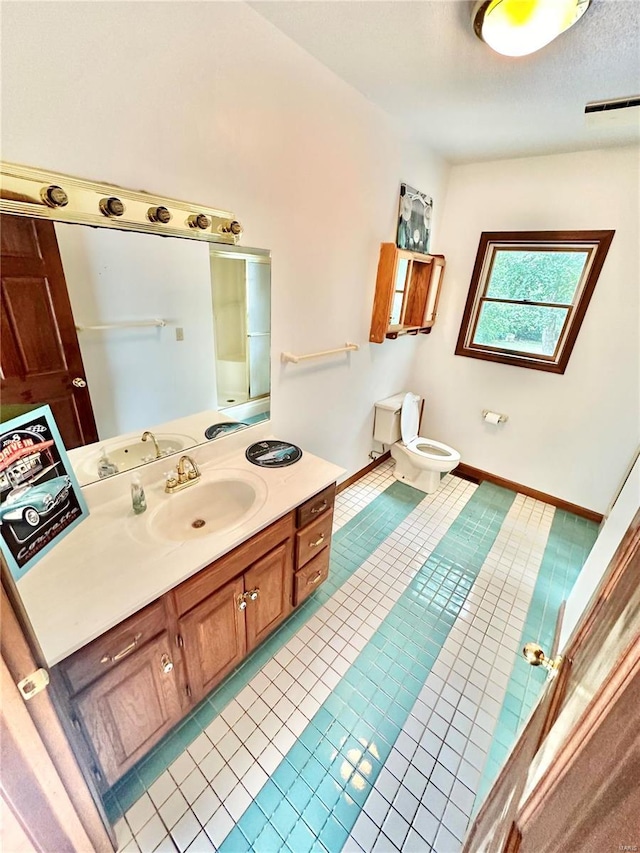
(55, 484, 336, 788)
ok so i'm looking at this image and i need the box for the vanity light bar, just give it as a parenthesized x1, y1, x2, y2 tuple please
(0, 162, 243, 245)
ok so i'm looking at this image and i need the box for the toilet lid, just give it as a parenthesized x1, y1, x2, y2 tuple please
(400, 393, 420, 444)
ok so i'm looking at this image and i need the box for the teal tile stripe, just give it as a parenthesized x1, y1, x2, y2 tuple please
(473, 509, 598, 810)
(219, 483, 516, 853)
(104, 481, 425, 822)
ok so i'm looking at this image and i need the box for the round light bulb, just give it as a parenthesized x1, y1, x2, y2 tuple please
(474, 0, 590, 57)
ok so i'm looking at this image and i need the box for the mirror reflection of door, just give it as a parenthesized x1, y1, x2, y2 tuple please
(0, 214, 98, 449)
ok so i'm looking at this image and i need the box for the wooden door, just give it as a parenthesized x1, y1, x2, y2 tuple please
(244, 541, 293, 652)
(75, 631, 182, 786)
(1, 569, 113, 851)
(179, 576, 246, 705)
(464, 512, 640, 852)
(0, 214, 98, 449)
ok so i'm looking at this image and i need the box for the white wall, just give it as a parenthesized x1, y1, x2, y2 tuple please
(560, 450, 640, 648)
(1, 1, 449, 479)
(56, 225, 217, 438)
(409, 148, 640, 513)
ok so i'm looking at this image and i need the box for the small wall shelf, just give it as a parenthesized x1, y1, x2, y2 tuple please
(369, 243, 446, 343)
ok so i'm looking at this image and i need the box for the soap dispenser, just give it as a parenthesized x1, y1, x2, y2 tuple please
(98, 449, 118, 478)
(131, 473, 147, 514)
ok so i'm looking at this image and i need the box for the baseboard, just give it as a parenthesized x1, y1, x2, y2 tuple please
(454, 462, 603, 524)
(337, 451, 391, 494)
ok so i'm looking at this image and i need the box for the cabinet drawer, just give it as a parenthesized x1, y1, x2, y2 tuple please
(174, 512, 294, 617)
(59, 600, 167, 696)
(295, 509, 333, 570)
(296, 483, 336, 528)
(294, 548, 330, 606)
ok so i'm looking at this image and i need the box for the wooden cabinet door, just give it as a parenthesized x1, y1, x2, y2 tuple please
(244, 541, 293, 653)
(0, 214, 98, 448)
(74, 632, 182, 786)
(179, 577, 246, 705)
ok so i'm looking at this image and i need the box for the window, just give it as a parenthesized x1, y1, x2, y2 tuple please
(455, 230, 615, 373)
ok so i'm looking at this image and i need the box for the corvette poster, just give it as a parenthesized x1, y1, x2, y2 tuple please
(0, 406, 88, 581)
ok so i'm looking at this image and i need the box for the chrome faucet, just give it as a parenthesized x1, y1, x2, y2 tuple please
(141, 430, 161, 459)
(165, 455, 200, 493)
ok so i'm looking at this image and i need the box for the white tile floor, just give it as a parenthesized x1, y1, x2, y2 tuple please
(114, 462, 557, 853)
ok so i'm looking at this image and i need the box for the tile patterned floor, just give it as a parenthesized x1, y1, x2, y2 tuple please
(110, 460, 598, 853)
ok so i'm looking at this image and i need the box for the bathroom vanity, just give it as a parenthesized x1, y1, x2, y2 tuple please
(2, 161, 343, 795)
(17, 434, 342, 789)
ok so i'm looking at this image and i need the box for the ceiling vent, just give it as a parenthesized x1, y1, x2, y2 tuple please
(585, 96, 640, 128)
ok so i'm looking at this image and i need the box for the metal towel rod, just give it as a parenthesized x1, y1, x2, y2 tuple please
(75, 319, 167, 332)
(281, 342, 359, 364)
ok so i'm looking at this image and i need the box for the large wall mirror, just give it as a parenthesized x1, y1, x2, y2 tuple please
(0, 164, 270, 486)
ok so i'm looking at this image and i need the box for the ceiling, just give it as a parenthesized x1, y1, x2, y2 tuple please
(250, 0, 640, 163)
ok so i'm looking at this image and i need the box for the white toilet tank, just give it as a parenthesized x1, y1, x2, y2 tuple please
(374, 393, 407, 444)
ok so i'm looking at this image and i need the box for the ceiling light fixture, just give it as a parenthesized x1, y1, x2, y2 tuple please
(472, 0, 591, 57)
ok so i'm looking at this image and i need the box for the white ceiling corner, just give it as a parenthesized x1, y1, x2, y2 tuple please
(250, 0, 640, 163)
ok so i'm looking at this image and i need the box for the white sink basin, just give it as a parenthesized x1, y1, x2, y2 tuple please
(146, 469, 267, 543)
(107, 435, 196, 471)
(71, 432, 197, 484)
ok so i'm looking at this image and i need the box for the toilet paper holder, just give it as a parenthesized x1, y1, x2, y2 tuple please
(482, 410, 509, 424)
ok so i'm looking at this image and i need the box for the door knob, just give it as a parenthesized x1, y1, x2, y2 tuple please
(72, 377, 87, 388)
(523, 642, 562, 674)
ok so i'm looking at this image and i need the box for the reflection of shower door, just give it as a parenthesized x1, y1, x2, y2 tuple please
(247, 333, 270, 399)
(246, 260, 270, 401)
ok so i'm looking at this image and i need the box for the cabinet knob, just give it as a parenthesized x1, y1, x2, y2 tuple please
(160, 654, 174, 674)
(238, 594, 247, 611)
(248, 589, 259, 601)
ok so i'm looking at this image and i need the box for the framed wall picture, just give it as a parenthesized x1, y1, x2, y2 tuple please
(397, 183, 433, 254)
(0, 405, 89, 581)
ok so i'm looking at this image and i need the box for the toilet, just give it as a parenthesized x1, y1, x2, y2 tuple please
(374, 392, 460, 493)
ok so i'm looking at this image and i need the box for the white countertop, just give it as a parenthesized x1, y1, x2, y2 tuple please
(18, 433, 343, 666)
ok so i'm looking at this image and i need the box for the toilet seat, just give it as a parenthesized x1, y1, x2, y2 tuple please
(400, 393, 460, 464)
(405, 436, 459, 462)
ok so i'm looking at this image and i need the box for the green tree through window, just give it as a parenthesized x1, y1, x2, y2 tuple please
(455, 231, 615, 373)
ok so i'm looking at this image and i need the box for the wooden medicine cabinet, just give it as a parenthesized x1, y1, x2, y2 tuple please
(369, 243, 446, 343)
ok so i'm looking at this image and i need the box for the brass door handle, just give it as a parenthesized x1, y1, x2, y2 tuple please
(160, 654, 174, 674)
(308, 571, 323, 586)
(72, 377, 87, 388)
(310, 501, 327, 515)
(523, 642, 562, 673)
(100, 633, 142, 664)
(309, 534, 325, 548)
